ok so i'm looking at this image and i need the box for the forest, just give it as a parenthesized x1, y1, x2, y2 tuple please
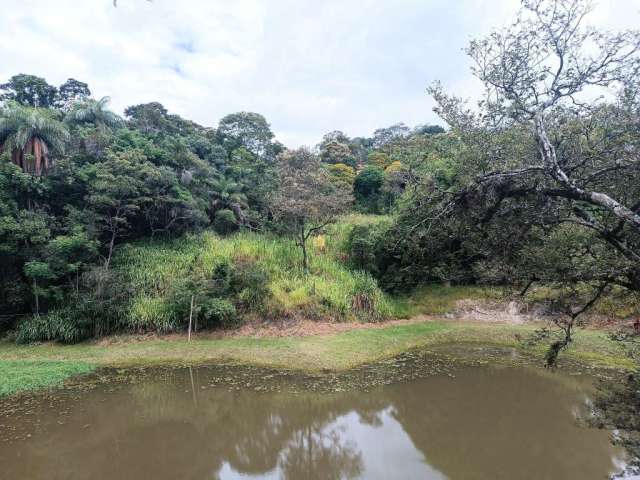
(0, 0, 639, 476)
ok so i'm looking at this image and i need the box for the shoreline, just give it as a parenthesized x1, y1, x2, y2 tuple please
(0, 318, 634, 398)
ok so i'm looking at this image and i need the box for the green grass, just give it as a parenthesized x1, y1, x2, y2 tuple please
(0, 319, 634, 396)
(0, 360, 94, 396)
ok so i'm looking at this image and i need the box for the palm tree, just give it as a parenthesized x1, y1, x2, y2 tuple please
(65, 96, 123, 130)
(0, 103, 69, 176)
(211, 176, 248, 223)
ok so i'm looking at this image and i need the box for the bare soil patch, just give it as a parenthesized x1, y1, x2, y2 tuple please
(448, 299, 532, 325)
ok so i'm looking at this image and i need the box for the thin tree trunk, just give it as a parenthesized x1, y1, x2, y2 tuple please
(300, 225, 308, 273)
(105, 229, 117, 270)
(33, 278, 39, 315)
(188, 295, 194, 341)
(189, 366, 198, 407)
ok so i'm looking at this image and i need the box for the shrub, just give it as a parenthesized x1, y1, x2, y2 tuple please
(345, 223, 386, 273)
(199, 298, 237, 328)
(230, 260, 271, 311)
(213, 209, 238, 235)
(211, 260, 232, 296)
(354, 166, 385, 213)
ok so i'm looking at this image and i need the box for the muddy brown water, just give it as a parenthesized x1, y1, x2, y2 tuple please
(0, 362, 629, 480)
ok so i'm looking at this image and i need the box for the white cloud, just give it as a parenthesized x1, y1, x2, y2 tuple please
(1, 0, 638, 147)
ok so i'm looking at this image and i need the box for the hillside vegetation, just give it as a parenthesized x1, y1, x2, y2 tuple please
(14, 216, 405, 343)
(116, 227, 399, 329)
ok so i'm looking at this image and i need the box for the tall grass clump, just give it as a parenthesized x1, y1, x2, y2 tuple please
(16, 309, 88, 344)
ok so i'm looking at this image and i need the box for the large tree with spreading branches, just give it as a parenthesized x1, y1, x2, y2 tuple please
(419, 0, 640, 362)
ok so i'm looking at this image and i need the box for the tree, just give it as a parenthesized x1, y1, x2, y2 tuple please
(56, 78, 91, 109)
(319, 130, 350, 148)
(0, 103, 69, 176)
(354, 166, 385, 213)
(216, 112, 275, 158)
(140, 164, 208, 237)
(24, 227, 98, 314)
(426, 0, 640, 360)
(66, 96, 123, 130)
(124, 102, 171, 135)
(319, 141, 356, 167)
(0, 74, 58, 108)
(445, 0, 640, 232)
(326, 163, 356, 187)
(124, 102, 205, 138)
(367, 151, 391, 169)
(270, 148, 352, 272)
(210, 176, 248, 225)
(371, 123, 410, 149)
(84, 150, 147, 269)
(413, 124, 445, 135)
(382, 161, 408, 207)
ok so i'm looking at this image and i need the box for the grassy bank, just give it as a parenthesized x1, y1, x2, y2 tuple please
(0, 360, 94, 396)
(0, 319, 634, 397)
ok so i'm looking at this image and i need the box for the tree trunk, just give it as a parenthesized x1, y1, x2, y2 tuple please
(11, 149, 24, 172)
(33, 139, 42, 176)
(33, 278, 39, 315)
(230, 203, 245, 225)
(300, 225, 308, 273)
(188, 295, 194, 341)
(11, 139, 51, 176)
(105, 229, 117, 270)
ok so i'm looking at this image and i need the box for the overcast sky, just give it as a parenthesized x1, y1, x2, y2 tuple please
(1, 1, 639, 146)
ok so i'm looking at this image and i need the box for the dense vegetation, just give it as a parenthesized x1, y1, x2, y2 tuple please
(0, 72, 442, 342)
(1, 0, 639, 356)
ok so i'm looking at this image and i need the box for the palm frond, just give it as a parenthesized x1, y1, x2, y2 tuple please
(65, 96, 123, 129)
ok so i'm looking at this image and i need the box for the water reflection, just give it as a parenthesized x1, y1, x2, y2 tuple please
(0, 366, 626, 480)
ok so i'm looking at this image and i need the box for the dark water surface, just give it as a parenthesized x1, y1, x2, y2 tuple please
(0, 364, 626, 480)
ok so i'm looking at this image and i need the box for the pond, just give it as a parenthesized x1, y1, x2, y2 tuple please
(0, 359, 630, 479)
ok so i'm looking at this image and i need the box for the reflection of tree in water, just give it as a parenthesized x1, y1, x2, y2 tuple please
(0, 367, 378, 479)
(277, 404, 362, 480)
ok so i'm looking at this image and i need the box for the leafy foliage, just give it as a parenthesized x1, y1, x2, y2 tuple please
(213, 209, 239, 235)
